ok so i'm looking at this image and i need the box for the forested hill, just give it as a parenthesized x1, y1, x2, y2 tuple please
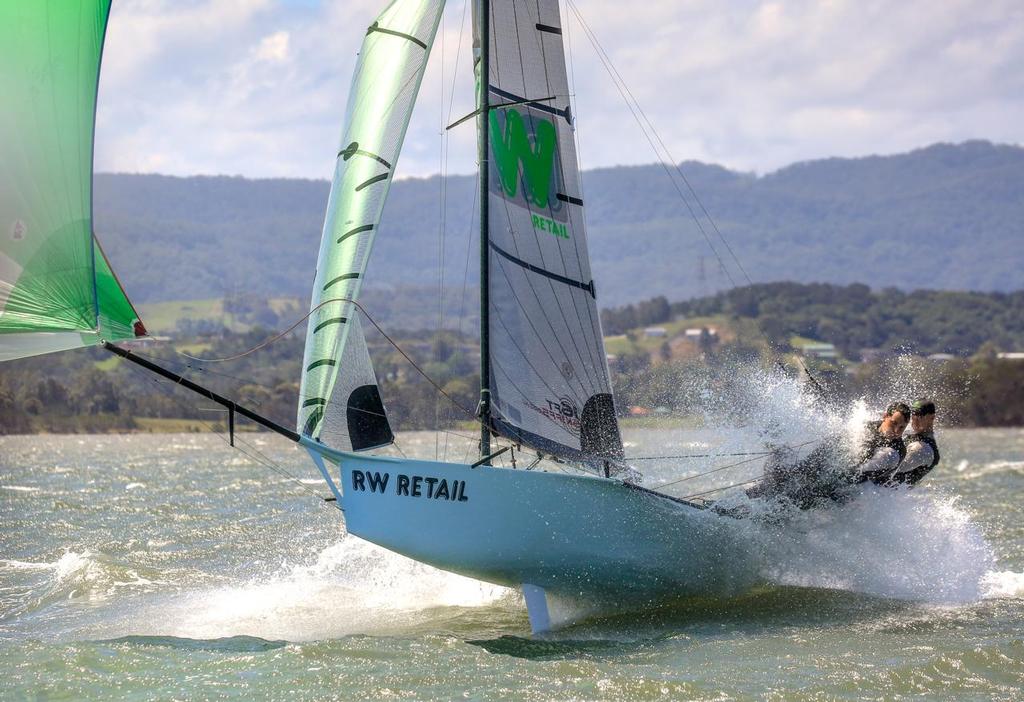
(602, 283, 1024, 359)
(94, 140, 1024, 306)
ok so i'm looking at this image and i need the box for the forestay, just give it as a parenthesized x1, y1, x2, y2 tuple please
(298, 0, 445, 450)
(475, 0, 623, 464)
(0, 0, 145, 362)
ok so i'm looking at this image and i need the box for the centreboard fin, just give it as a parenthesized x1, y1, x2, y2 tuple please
(521, 583, 552, 634)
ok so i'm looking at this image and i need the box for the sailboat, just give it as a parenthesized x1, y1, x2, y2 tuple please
(2, 0, 758, 633)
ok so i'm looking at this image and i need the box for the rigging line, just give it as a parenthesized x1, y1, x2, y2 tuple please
(627, 450, 774, 461)
(462, 439, 476, 465)
(436, 6, 447, 462)
(156, 396, 305, 494)
(564, 1, 823, 389)
(434, 1, 474, 459)
(173, 296, 478, 422)
(653, 454, 769, 489)
(566, 0, 752, 287)
(455, 186, 478, 337)
(564, 0, 581, 168)
(133, 356, 283, 403)
(654, 437, 823, 491)
(140, 350, 323, 402)
(548, 457, 594, 476)
(561, 5, 806, 384)
(564, 0, 737, 289)
(440, 428, 481, 443)
(339, 299, 478, 422)
(564, 5, 821, 387)
(391, 437, 408, 459)
(119, 360, 337, 509)
(178, 299, 338, 362)
(446, 0, 469, 120)
(449, 185, 478, 462)
(681, 477, 763, 501)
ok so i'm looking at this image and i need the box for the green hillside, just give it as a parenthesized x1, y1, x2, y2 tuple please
(603, 283, 1024, 358)
(95, 140, 1024, 309)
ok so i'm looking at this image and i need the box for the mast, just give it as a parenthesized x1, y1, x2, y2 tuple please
(477, 0, 492, 462)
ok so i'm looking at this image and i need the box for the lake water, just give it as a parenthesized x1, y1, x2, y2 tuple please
(2, 428, 1023, 700)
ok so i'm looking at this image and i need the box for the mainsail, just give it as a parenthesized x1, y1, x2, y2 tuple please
(475, 0, 623, 463)
(0, 0, 145, 362)
(297, 0, 444, 450)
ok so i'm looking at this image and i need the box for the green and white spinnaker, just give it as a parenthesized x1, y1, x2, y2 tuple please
(0, 0, 145, 362)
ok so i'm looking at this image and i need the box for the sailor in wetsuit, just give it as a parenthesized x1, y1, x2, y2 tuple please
(854, 401, 910, 485)
(745, 402, 910, 509)
(884, 398, 939, 486)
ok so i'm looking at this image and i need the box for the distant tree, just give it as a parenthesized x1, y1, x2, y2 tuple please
(954, 359, 1024, 426)
(74, 370, 120, 415)
(636, 296, 671, 327)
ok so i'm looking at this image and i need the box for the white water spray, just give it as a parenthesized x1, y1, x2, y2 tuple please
(659, 357, 1008, 605)
(125, 536, 514, 641)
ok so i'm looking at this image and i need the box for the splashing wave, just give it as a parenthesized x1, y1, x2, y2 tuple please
(122, 537, 514, 641)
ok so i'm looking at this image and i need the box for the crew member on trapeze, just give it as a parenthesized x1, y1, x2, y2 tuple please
(881, 398, 941, 486)
(853, 401, 910, 484)
(745, 401, 914, 508)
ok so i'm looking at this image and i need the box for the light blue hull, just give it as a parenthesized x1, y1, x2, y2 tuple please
(307, 443, 763, 628)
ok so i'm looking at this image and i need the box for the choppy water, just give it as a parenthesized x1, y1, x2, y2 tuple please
(2, 428, 1023, 700)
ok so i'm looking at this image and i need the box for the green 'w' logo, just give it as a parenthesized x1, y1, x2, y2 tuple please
(489, 108, 557, 209)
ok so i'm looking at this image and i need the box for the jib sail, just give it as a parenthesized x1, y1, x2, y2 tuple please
(297, 0, 445, 451)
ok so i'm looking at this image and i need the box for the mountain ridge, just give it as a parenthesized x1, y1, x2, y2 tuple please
(93, 139, 1024, 307)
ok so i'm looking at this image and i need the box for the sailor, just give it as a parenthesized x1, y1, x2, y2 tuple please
(854, 401, 910, 485)
(885, 398, 940, 486)
(743, 401, 911, 509)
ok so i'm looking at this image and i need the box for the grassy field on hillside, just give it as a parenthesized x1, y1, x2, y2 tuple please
(136, 297, 303, 333)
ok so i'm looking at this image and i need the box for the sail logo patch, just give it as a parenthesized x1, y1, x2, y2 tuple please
(10, 220, 25, 241)
(489, 108, 568, 231)
(526, 396, 581, 436)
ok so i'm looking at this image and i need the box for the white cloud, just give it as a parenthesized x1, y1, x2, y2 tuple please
(93, 0, 1024, 180)
(255, 31, 290, 62)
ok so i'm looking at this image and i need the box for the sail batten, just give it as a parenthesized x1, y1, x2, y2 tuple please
(297, 0, 445, 451)
(476, 0, 623, 465)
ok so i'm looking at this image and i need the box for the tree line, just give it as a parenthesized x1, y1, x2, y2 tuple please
(601, 283, 1024, 358)
(3, 283, 1023, 434)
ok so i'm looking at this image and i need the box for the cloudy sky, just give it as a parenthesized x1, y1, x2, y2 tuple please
(95, 0, 1024, 180)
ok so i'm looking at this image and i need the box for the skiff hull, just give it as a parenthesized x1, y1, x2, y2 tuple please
(307, 444, 763, 630)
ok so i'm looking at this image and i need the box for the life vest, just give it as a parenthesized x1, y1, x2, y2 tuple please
(856, 420, 907, 485)
(897, 431, 940, 485)
(858, 420, 907, 463)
